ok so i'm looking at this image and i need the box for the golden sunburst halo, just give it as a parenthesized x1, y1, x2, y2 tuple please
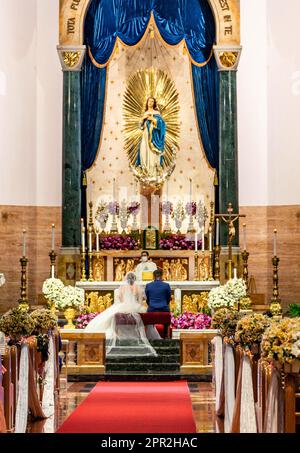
(123, 68, 180, 189)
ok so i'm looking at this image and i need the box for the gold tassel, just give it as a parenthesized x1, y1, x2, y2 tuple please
(214, 171, 219, 186)
(83, 171, 87, 187)
(115, 41, 119, 54)
(183, 43, 187, 55)
(150, 27, 154, 39)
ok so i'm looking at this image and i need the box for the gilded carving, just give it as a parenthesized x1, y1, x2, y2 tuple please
(182, 292, 209, 313)
(62, 51, 81, 68)
(185, 344, 202, 363)
(114, 259, 126, 281)
(84, 345, 100, 362)
(93, 256, 105, 281)
(86, 292, 113, 312)
(219, 51, 238, 68)
(162, 259, 188, 281)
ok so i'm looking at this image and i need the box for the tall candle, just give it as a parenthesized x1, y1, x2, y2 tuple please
(82, 227, 85, 252)
(113, 178, 116, 200)
(233, 268, 237, 279)
(209, 228, 212, 251)
(195, 232, 198, 252)
(51, 224, 55, 250)
(201, 230, 205, 251)
(51, 265, 55, 279)
(216, 219, 219, 246)
(22, 230, 26, 257)
(243, 223, 247, 251)
(96, 231, 100, 252)
(273, 229, 277, 256)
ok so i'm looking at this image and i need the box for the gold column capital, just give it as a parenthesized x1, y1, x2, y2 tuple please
(213, 45, 242, 72)
(57, 45, 86, 72)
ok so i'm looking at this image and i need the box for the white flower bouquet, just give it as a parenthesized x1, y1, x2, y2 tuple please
(42, 278, 64, 304)
(207, 278, 246, 311)
(55, 285, 85, 311)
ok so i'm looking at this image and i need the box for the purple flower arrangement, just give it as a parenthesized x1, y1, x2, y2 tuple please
(100, 234, 139, 250)
(171, 311, 211, 330)
(161, 201, 173, 215)
(159, 234, 202, 250)
(127, 201, 140, 215)
(108, 201, 120, 215)
(185, 201, 197, 216)
(75, 312, 99, 329)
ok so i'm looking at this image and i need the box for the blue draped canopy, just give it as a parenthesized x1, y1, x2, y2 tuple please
(81, 0, 219, 217)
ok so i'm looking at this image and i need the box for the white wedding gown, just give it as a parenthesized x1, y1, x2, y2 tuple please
(85, 283, 160, 356)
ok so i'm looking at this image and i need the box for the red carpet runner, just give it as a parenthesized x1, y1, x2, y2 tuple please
(57, 381, 196, 433)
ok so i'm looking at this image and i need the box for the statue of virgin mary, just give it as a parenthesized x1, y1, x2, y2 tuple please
(123, 68, 180, 188)
(136, 97, 166, 177)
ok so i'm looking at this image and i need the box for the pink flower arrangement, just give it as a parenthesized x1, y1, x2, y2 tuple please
(185, 202, 197, 216)
(127, 201, 140, 215)
(159, 234, 202, 250)
(100, 234, 139, 250)
(75, 312, 99, 329)
(108, 201, 119, 215)
(171, 311, 211, 330)
(161, 201, 173, 215)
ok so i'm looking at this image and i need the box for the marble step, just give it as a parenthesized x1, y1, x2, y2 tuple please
(106, 354, 180, 364)
(105, 362, 180, 372)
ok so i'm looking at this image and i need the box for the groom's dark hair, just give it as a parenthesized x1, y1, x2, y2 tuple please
(153, 269, 163, 280)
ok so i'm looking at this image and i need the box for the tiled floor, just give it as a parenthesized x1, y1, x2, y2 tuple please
(28, 379, 219, 433)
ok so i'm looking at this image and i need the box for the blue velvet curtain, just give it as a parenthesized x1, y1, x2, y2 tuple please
(81, 0, 219, 217)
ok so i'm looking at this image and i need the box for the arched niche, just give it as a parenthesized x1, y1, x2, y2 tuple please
(59, 0, 240, 47)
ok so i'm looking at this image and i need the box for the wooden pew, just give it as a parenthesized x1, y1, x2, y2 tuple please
(2, 348, 13, 431)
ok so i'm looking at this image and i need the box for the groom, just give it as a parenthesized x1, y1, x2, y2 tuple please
(145, 269, 171, 312)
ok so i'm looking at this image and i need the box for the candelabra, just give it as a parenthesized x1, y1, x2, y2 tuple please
(88, 201, 94, 231)
(209, 201, 215, 230)
(241, 250, 249, 292)
(80, 248, 87, 282)
(49, 250, 57, 278)
(194, 251, 199, 281)
(214, 245, 221, 281)
(270, 256, 282, 317)
(88, 250, 94, 282)
(208, 249, 214, 280)
(19, 256, 29, 307)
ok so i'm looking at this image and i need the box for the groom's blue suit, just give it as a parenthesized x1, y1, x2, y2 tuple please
(145, 279, 171, 312)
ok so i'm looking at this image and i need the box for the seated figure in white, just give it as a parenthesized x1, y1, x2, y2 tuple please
(85, 272, 160, 356)
(135, 250, 157, 281)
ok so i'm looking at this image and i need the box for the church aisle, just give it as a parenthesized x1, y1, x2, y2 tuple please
(27, 381, 217, 433)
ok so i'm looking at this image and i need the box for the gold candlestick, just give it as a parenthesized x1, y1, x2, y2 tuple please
(214, 245, 221, 281)
(88, 251, 94, 282)
(19, 256, 29, 307)
(49, 250, 57, 278)
(208, 250, 214, 280)
(80, 249, 87, 282)
(241, 250, 249, 292)
(270, 256, 282, 317)
(194, 251, 199, 281)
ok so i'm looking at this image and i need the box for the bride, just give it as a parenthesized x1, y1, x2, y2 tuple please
(85, 272, 160, 356)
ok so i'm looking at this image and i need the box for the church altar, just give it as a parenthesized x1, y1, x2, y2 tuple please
(76, 279, 219, 314)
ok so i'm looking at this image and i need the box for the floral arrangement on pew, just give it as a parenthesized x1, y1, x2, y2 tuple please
(211, 307, 242, 344)
(261, 317, 300, 371)
(171, 311, 211, 330)
(208, 278, 247, 312)
(0, 307, 35, 345)
(234, 313, 271, 354)
(30, 308, 58, 389)
(159, 233, 202, 250)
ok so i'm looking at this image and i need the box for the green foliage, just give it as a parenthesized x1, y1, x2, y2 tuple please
(287, 304, 300, 318)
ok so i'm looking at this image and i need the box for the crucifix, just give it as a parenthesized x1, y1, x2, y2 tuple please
(215, 203, 246, 280)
